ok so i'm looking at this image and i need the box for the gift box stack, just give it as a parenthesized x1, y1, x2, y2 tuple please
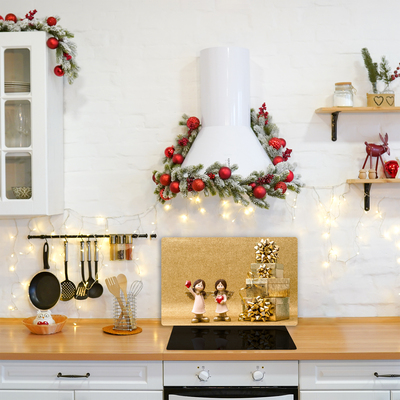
(238, 239, 290, 322)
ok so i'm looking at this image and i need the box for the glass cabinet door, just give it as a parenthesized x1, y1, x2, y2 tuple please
(5, 100, 31, 148)
(5, 153, 32, 199)
(4, 48, 30, 93)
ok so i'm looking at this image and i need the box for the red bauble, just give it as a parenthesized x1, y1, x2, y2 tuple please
(159, 189, 171, 201)
(159, 174, 171, 186)
(5, 13, 17, 23)
(273, 156, 283, 165)
(280, 138, 286, 148)
(385, 160, 399, 178)
(219, 167, 232, 180)
(47, 16, 57, 26)
(152, 174, 158, 184)
(63, 52, 72, 61)
(268, 137, 282, 150)
(169, 181, 181, 193)
(164, 146, 175, 158)
(54, 65, 64, 77)
(172, 153, 184, 164)
(186, 116, 200, 131)
(249, 182, 256, 188)
(253, 186, 267, 199)
(192, 179, 205, 192)
(0, 16, 4, 21)
(274, 182, 287, 194)
(46, 37, 59, 49)
(285, 170, 294, 182)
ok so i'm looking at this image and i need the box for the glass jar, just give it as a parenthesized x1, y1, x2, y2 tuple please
(117, 234, 125, 260)
(333, 82, 355, 107)
(125, 234, 133, 261)
(109, 234, 117, 261)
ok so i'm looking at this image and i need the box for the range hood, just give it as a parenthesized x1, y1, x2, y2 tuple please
(181, 46, 272, 177)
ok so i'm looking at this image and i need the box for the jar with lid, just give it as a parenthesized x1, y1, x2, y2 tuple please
(117, 234, 125, 260)
(109, 234, 117, 261)
(333, 82, 355, 107)
(125, 234, 133, 261)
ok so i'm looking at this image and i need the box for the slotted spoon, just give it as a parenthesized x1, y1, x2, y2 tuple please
(60, 241, 76, 301)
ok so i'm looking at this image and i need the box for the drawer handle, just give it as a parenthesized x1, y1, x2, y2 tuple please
(374, 372, 400, 378)
(57, 373, 90, 379)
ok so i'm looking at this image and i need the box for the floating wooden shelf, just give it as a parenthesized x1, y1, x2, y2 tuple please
(315, 107, 400, 141)
(347, 178, 400, 211)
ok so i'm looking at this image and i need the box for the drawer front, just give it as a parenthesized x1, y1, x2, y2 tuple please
(300, 361, 400, 390)
(164, 360, 298, 386)
(0, 391, 74, 400)
(392, 391, 400, 400)
(300, 391, 390, 400)
(76, 390, 163, 400)
(0, 361, 162, 390)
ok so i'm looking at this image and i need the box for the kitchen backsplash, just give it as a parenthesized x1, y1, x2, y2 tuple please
(1, 0, 400, 319)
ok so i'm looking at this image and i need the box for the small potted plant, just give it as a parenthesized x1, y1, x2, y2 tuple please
(361, 48, 398, 107)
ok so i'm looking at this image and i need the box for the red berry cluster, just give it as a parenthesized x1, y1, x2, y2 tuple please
(24, 9, 37, 20)
(391, 64, 400, 81)
(178, 138, 189, 146)
(207, 173, 215, 180)
(258, 102, 269, 125)
(187, 177, 194, 192)
(256, 174, 274, 185)
(282, 148, 292, 161)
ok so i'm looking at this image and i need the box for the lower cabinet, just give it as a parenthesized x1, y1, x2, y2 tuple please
(0, 391, 74, 400)
(300, 360, 400, 400)
(76, 391, 163, 400)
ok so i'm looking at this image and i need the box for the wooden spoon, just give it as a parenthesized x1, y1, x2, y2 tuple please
(117, 274, 128, 302)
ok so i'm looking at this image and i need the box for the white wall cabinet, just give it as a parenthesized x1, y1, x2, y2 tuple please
(0, 31, 63, 216)
(300, 360, 400, 400)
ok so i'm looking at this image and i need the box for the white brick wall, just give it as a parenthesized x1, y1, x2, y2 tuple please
(1, 0, 400, 319)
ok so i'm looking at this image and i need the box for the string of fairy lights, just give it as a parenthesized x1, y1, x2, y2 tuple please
(5, 182, 400, 314)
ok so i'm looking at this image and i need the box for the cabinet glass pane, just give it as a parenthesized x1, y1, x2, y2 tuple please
(4, 49, 31, 93)
(6, 153, 32, 199)
(5, 100, 31, 147)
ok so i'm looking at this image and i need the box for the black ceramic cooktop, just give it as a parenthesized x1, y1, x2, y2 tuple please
(166, 325, 296, 350)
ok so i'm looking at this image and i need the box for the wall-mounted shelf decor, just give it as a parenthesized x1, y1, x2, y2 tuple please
(315, 107, 400, 141)
(346, 178, 400, 211)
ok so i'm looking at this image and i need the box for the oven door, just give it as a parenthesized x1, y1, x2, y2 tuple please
(164, 387, 298, 400)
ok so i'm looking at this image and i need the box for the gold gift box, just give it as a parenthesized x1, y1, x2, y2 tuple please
(245, 278, 290, 297)
(241, 296, 290, 322)
(251, 263, 284, 278)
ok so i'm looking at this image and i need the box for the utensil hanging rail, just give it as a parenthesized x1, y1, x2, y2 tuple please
(27, 233, 157, 239)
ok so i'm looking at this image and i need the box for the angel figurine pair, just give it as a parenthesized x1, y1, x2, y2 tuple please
(185, 278, 233, 323)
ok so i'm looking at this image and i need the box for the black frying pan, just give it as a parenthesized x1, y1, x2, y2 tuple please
(28, 242, 61, 310)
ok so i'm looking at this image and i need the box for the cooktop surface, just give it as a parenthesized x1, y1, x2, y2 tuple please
(166, 325, 296, 350)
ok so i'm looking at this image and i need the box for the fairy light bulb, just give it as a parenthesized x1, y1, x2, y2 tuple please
(322, 233, 329, 239)
(323, 262, 329, 268)
(200, 208, 205, 214)
(9, 266, 15, 272)
(164, 204, 171, 211)
(195, 197, 201, 203)
(181, 215, 188, 221)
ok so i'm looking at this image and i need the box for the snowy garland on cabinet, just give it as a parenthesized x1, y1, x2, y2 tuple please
(152, 104, 304, 210)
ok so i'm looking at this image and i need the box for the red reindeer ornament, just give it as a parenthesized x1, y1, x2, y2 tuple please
(362, 133, 390, 178)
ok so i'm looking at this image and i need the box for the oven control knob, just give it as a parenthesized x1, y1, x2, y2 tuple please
(197, 370, 211, 382)
(252, 370, 264, 381)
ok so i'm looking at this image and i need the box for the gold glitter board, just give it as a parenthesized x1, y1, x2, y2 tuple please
(161, 237, 297, 326)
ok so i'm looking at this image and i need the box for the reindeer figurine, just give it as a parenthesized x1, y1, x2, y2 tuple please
(361, 133, 390, 179)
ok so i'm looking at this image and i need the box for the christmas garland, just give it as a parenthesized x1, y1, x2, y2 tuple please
(0, 11, 78, 84)
(152, 103, 304, 210)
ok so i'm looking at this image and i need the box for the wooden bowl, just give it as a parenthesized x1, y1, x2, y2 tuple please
(22, 315, 67, 335)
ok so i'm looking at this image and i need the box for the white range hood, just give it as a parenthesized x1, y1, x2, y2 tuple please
(181, 46, 272, 177)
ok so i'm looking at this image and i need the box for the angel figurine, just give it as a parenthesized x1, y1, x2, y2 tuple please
(185, 279, 210, 323)
(213, 279, 233, 322)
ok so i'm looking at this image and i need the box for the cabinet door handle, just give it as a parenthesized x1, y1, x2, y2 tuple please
(57, 372, 90, 378)
(374, 372, 400, 378)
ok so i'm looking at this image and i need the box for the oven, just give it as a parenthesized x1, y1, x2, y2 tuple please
(164, 360, 298, 400)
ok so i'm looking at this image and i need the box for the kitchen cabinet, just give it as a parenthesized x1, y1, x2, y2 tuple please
(0, 360, 162, 399)
(299, 360, 400, 400)
(0, 31, 63, 216)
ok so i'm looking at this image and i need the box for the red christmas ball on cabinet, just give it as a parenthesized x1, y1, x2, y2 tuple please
(164, 146, 175, 158)
(268, 137, 282, 150)
(192, 179, 205, 192)
(54, 65, 64, 77)
(172, 153, 184, 164)
(249, 182, 256, 189)
(253, 186, 266, 199)
(47, 37, 59, 49)
(152, 174, 158, 184)
(187, 116, 200, 131)
(159, 189, 171, 201)
(285, 170, 294, 182)
(47, 16, 57, 26)
(274, 182, 287, 194)
(273, 156, 283, 165)
(169, 181, 180, 193)
(280, 138, 286, 148)
(0, 16, 4, 21)
(384, 160, 399, 178)
(219, 167, 231, 180)
(159, 174, 171, 186)
(5, 13, 17, 23)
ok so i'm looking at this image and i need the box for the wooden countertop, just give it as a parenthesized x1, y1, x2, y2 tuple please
(1, 317, 400, 361)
